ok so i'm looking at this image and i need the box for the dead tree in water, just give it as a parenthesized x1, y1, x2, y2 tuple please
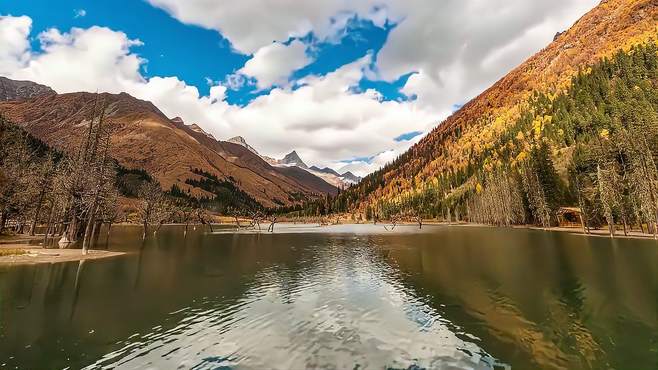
(249, 211, 263, 230)
(234, 214, 241, 230)
(177, 206, 194, 236)
(267, 215, 277, 232)
(384, 215, 400, 231)
(195, 208, 214, 232)
(138, 182, 164, 239)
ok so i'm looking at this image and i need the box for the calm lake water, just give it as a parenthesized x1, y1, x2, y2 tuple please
(0, 224, 656, 370)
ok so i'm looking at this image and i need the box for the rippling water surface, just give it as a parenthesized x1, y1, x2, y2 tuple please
(0, 224, 656, 369)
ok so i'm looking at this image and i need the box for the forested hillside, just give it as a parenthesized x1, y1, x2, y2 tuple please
(300, 0, 658, 236)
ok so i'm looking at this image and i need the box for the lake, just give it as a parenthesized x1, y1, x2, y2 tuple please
(0, 224, 656, 370)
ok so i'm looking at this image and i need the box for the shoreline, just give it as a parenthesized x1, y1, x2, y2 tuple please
(0, 244, 126, 266)
(386, 221, 658, 240)
(126, 220, 658, 241)
(1, 220, 653, 266)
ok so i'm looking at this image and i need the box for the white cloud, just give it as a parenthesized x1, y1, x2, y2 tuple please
(0, 15, 32, 75)
(337, 130, 427, 177)
(239, 40, 310, 89)
(74, 9, 87, 18)
(375, 0, 600, 109)
(145, 0, 379, 54)
(8, 25, 144, 94)
(147, 0, 598, 109)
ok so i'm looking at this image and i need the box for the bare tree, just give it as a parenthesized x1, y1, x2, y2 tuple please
(267, 215, 277, 232)
(195, 208, 214, 232)
(138, 182, 163, 239)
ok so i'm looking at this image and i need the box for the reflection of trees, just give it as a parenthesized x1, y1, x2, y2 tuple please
(381, 229, 657, 369)
(133, 239, 147, 289)
(69, 260, 86, 321)
(8, 265, 37, 309)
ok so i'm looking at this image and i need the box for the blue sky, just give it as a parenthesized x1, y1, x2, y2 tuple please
(0, 0, 597, 175)
(1, 0, 245, 96)
(1, 0, 406, 106)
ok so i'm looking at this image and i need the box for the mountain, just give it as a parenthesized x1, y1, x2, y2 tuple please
(265, 151, 361, 188)
(222, 136, 340, 194)
(310, 166, 362, 186)
(276, 166, 339, 195)
(0, 77, 55, 101)
(280, 150, 308, 169)
(340, 171, 361, 184)
(336, 0, 658, 219)
(227, 135, 259, 155)
(226, 134, 361, 188)
(310, 166, 341, 177)
(0, 88, 336, 208)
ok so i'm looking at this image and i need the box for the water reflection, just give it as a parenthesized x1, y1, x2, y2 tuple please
(0, 225, 655, 370)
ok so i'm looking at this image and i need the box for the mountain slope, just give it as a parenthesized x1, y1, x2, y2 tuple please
(0, 90, 331, 208)
(347, 0, 658, 212)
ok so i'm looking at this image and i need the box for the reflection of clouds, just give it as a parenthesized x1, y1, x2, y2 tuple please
(85, 240, 503, 370)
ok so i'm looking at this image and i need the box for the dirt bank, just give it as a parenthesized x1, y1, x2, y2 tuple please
(0, 244, 125, 266)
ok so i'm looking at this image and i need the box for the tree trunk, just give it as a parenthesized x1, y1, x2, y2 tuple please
(93, 221, 100, 244)
(67, 216, 80, 245)
(81, 212, 95, 255)
(30, 187, 47, 236)
(42, 201, 55, 249)
(142, 220, 148, 240)
(105, 222, 112, 247)
(0, 211, 6, 234)
(90, 221, 99, 249)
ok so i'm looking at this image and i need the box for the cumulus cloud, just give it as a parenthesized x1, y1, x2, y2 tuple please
(7, 25, 144, 94)
(0, 15, 32, 75)
(239, 40, 311, 89)
(145, 0, 380, 54)
(147, 0, 598, 108)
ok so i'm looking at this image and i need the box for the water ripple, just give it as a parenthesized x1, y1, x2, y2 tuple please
(83, 239, 503, 370)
